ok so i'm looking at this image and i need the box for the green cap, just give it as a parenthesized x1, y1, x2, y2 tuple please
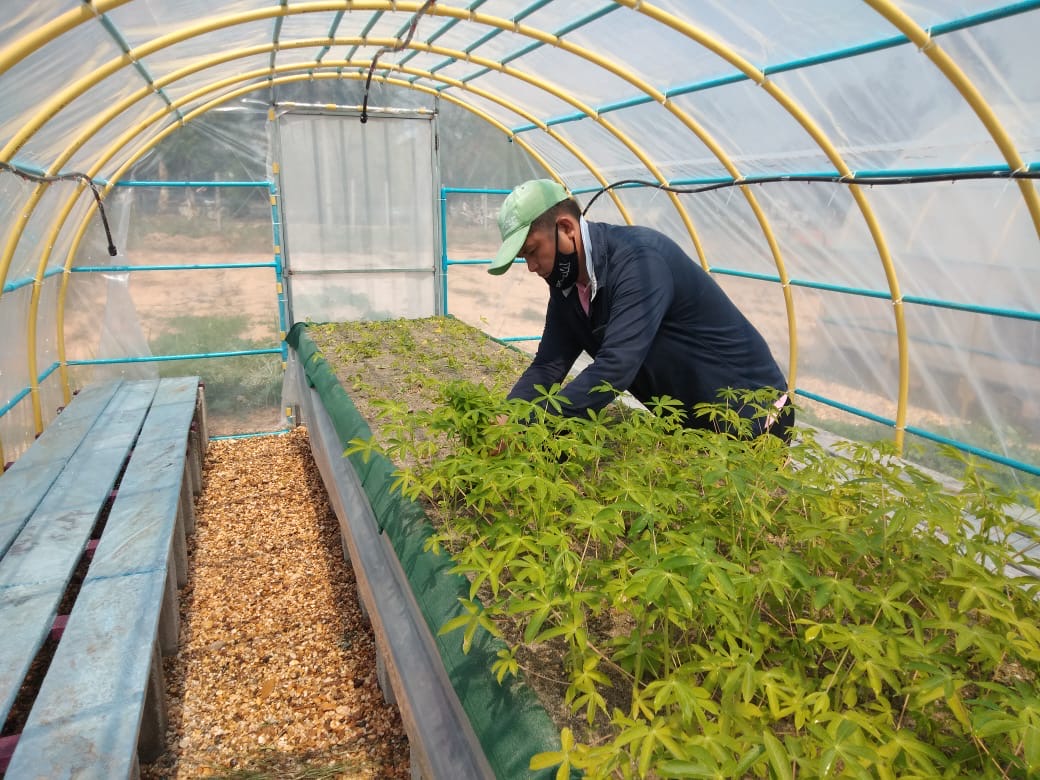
(489, 179, 570, 275)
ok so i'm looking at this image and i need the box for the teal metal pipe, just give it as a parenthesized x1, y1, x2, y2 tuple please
(511, 0, 1040, 133)
(71, 262, 276, 273)
(67, 348, 282, 366)
(114, 180, 270, 188)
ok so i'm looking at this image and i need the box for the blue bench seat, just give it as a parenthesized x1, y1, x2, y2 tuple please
(0, 376, 205, 778)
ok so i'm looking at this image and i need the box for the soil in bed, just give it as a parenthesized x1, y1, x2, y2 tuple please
(308, 316, 532, 425)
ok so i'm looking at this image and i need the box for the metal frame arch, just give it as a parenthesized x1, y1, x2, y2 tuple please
(7, 1, 810, 429)
(45, 67, 622, 409)
(1, 4, 743, 264)
(1, 7, 702, 265)
(616, 0, 910, 449)
(7, 45, 638, 429)
(0, 5, 706, 268)
(0, 34, 634, 291)
(863, 0, 1040, 241)
(1, 3, 806, 391)
(2, 2, 803, 384)
(1, 23, 712, 354)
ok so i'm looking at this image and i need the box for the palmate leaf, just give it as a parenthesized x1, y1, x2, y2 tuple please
(761, 730, 794, 780)
(438, 598, 501, 654)
(610, 716, 686, 778)
(529, 727, 577, 779)
(646, 676, 719, 726)
(564, 654, 612, 724)
(512, 591, 564, 643)
(655, 740, 765, 779)
(492, 646, 519, 684)
(343, 435, 380, 463)
(531, 383, 570, 414)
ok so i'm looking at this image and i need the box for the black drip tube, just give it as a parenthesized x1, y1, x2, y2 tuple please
(0, 161, 118, 256)
(360, 0, 437, 124)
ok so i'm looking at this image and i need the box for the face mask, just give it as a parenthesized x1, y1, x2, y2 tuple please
(545, 224, 580, 291)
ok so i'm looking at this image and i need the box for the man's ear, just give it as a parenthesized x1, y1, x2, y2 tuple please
(555, 213, 579, 241)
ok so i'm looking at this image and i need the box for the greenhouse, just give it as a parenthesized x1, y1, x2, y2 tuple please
(0, 1, 1038, 778)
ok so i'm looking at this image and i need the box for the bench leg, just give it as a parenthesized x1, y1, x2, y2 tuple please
(188, 394, 206, 497)
(194, 386, 209, 450)
(173, 500, 188, 589)
(182, 454, 197, 503)
(138, 639, 168, 763)
(180, 462, 196, 536)
(158, 554, 180, 657)
(189, 439, 203, 497)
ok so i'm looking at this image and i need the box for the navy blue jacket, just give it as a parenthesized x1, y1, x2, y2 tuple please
(508, 221, 788, 430)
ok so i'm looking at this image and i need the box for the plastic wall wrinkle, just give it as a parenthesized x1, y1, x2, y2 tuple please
(5, 5, 707, 278)
(0, 285, 31, 465)
(850, 182, 1038, 311)
(32, 279, 62, 396)
(0, 183, 45, 312)
(0, 181, 69, 288)
(63, 91, 171, 176)
(768, 58, 967, 172)
(36, 50, 624, 298)
(863, 0, 1040, 243)
(652, 0, 899, 67)
(43, 70, 583, 411)
(7, 180, 111, 428)
(905, 306, 1040, 445)
(941, 23, 1040, 159)
(0, 2, 1035, 471)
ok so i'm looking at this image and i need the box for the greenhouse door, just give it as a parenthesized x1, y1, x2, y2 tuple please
(276, 112, 440, 323)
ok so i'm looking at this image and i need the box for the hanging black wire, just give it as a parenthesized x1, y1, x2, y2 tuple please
(581, 170, 1040, 215)
(360, 0, 437, 124)
(0, 161, 118, 256)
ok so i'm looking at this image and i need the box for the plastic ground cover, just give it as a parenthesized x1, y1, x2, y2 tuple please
(286, 322, 564, 780)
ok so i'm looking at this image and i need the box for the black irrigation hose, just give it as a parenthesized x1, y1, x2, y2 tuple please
(360, 0, 437, 124)
(581, 170, 1040, 215)
(0, 161, 118, 256)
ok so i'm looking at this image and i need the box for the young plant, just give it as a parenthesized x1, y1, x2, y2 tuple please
(371, 378, 1040, 779)
(317, 318, 1040, 780)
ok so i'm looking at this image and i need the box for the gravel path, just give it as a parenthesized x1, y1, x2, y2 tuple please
(142, 428, 411, 779)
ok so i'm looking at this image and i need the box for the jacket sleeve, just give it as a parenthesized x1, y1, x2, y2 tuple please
(556, 244, 674, 418)
(507, 298, 583, 404)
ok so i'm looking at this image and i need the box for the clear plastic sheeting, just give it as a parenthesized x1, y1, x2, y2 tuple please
(0, 0, 1035, 482)
(276, 111, 438, 323)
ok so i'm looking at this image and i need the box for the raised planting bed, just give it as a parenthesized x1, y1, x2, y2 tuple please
(287, 318, 560, 780)
(294, 316, 1040, 780)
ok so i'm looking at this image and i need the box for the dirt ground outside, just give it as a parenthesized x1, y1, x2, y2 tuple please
(117, 232, 1007, 450)
(120, 244, 900, 436)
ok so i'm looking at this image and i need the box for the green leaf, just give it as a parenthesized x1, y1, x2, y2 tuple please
(762, 730, 793, 780)
(529, 727, 575, 778)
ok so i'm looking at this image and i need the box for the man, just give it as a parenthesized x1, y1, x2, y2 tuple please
(489, 178, 793, 440)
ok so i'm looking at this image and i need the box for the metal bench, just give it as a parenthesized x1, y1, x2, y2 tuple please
(0, 376, 206, 778)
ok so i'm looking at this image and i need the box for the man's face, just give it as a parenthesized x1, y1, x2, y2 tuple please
(517, 217, 582, 280)
(517, 224, 559, 280)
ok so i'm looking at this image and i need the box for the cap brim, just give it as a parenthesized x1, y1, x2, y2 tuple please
(488, 228, 528, 275)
